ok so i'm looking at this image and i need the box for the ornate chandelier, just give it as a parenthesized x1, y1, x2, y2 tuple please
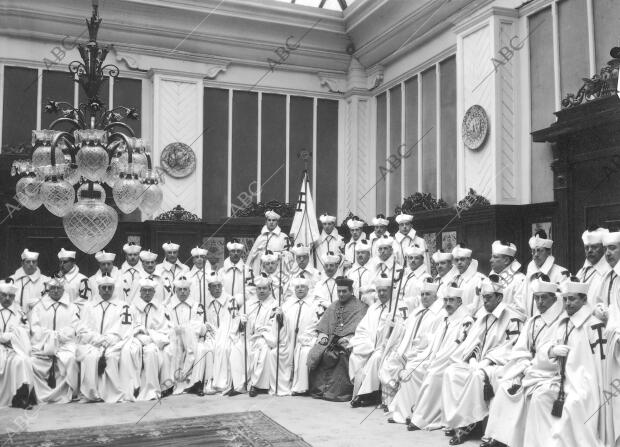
(11, 2, 163, 254)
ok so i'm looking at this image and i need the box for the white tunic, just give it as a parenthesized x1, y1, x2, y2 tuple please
(450, 260, 487, 315)
(10, 267, 49, 315)
(119, 261, 144, 305)
(247, 226, 291, 274)
(203, 293, 236, 391)
(346, 262, 375, 304)
(516, 256, 566, 317)
(344, 235, 368, 267)
(397, 264, 431, 311)
(59, 265, 89, 310)
(155, 260, 190, 305)
(88, 267, 123, 303)
(394, 229, 428, 268)
(314, 230, 344, 271)
(313, 274, 339, 308)
(576, 255, 611, 307)
(492, 260, 526, 317)
(30, 294, 80, 403)
(218, 258, 251, 302)
(269, 295, 318, 395)
(0, 304, 32, 408)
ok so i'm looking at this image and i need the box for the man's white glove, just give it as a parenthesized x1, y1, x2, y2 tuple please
(550, 344, 570, 358)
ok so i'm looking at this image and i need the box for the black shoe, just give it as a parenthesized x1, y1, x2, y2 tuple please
(292, 391, 308, 396)
(160, 386, 174, 399)
(407, 423, 420, 431)
(249, 386, 259, 397)
(133, 388, 140, 398)
(444, 429, 455, 436)
(405, 418, 411, 425)
(480, 440, 506, 447)
(350, 396, 363, 408)
(227, 389, 242, 397)
(184, 381, 203, 395)
(387, 418, 396, 423)
(449, 424, 478, 446)
(11, 384, 31, 409)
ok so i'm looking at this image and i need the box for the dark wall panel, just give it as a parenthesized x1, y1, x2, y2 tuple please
(389, 85, 402, 213)
(316, 98, 338, 216)
(594, 0, 620, 70)
(375, 92, 387, 214)
(289, 96, 314, 201)
(2, 67, 37, 152)
(231, 91, 258, 215)
(203, 87, 229, 218)
(41, 70, 74, 130)
(78, 77, 109, 112)
(558, 0, 589, 98)
(421, 67, 437, 195)
(404, 76, 419, 196)
(113, 78, 142, 137)
(261, 93, 286, 203)
(440, 56, 457, 205)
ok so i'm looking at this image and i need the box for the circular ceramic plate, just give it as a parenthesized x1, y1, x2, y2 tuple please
(160, 142, 196, 178)
(462, 105, 489, 151)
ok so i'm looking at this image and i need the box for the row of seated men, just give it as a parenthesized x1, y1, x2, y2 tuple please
(1, 209, 619, 447)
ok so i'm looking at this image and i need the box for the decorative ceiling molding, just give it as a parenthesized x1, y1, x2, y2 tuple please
(318, 72, 347, 93)
(366, 64, 384, 91)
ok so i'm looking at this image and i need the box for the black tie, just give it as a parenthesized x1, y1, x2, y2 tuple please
(608, 271, 617, 305)
(51, 302, 60, 330)
(144, 303, 153, 330)
(100, 302, 111, 334)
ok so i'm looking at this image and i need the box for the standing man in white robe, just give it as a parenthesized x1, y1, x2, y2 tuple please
(441, 277, 525, 445)
(349, 275, 394, 407)
(576, 227, 610, 308)
(398, 245, 431, 312)
(483, 276, 564, 447)
(270, 275, 318, 396)
(119, 242, 143, 305)
(314, 252, 341, 309)
(371, 236, 402, 281)
(122, 278, 172, 401)
(56, 248, 90, 311)
(285, 244, 319, 301)
(369, 214, 391, 258)
(139, 250, 165, 305)
(490, 240, 526, 317)
(156, 242, 190, 305)
(525, 279, 605, 447)
(188, 246, 211, 307)
(11, 249, 49, 315)
(593, 229, 620, 325)
(393, 213, 428, 269)
(0, 282, 34, 409)
(315, 214, 344, 271)
(30, 277, 79, 404)
(76, 275, 130, 403)
(219, 241, 251, 303)
(432, 250, 458, 299)
(88, 251, 121, 302)
(247, 210, 291, 275)
(343, 218, 367, 272)
(516, 232, 566, 317)
(346, 240, 375, 305)
(229, 275, 276, 397)
(604, 233, 620, 446)
(381, 278, 443, 411)
(390, 285, 473, 428)
(451, 244, 488, 315)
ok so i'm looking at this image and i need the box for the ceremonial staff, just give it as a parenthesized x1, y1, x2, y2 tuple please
(242, 267, 248, 391)
(387, 257, 397, 313)
(275, 254, 283, 395)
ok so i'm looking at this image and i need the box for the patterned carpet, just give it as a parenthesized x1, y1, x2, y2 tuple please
(0, 411, 312, 446)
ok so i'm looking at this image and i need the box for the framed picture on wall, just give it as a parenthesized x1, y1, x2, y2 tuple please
(531, 222, 552, 239)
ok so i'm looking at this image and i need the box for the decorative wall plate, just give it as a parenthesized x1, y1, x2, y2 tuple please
(462, 105, 489, 151)
(160, 142, 196, 178)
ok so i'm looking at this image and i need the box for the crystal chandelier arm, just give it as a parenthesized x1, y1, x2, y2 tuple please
(104, 122, 136, 136)
(108, 132, 134, 163)
(50, 132, 75, 167)
(49, 117, 82, 131)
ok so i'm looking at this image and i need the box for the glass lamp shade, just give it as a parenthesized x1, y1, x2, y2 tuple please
(41, 178, 75, 217)
(63, 163, 81, 184)
(15, 176, 43, 210)
(117, 151, 148, 174)
(32, 145, 64, 169)
(63, 198, 118, 254)
(112, 176, 144, 214)
(76, 144, 109, 182)
(139, 182, 163, 218)
(77, 182, 106, 202)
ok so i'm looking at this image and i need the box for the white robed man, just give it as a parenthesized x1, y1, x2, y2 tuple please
(524, 279, 605, 447)
(219, 240, 252, 303)
(187, 246, 212, 307)
(156, 242, 190, 305)
(490, 240, 526, 317)
(76, 275, 131, 403)
(247, 210, 291, 275)
(270, 274, 319, 396)
(0, 281, 34, 409)
(166, 276, 212, 396)
(11, 249, 49, 315)
(285, 244, 319, 301)
(88, 251, 121, 303)
(346, 239, 375, 305)
(139, 250, 165, 304)
(432, 250, 458, 299)
(381, 277, 443, 411)
(576, 227, 610, 308)
(121, 277, 173, 401)
(451, 244, 488, 315)
(343, 218, 367, 272)
(397, 245, 431, 311)
(483, 276, 564, 447)
(259, 251, 288, 304)
(313, 251, 341, 311)
(593, 229, 620, 327)
(388, 284, 473, 428)
(315, 214, 344, 271)
(605, 232, 620, 447)
(30, 277, 80, 404)
(119, 242, 143, 305)
(57, 248, 90, 310)
(393, 213, 429, 269)
(229, 274, 276, 397)
(371, 236, 402, 281)
(369, 214, 391, 258)
(441, 276, 525, 445)
(202, 272, 237, 394)
(349, 274, 395, 407)
(516, 232, 566, 317)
